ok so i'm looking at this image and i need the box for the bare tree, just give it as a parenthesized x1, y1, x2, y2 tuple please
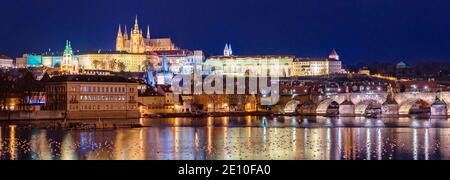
(118, 62, 126, 72)
(92, 60, 100, 69)
(100, 61, 107, 70)
(109, 59, 118, 71)
(142, 59, 154, 72)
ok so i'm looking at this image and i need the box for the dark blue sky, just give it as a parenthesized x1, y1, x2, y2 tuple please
(1, 0, 450, 64)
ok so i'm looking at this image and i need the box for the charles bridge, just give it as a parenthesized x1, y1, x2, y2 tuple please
(280, 91, 450, 117)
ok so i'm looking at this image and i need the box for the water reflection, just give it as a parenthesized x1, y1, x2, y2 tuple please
(9, 126, 16, 160)
(0, 116, 450, 160)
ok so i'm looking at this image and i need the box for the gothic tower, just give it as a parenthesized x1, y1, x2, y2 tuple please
(116, 24, 124, 51)
(130, 15, 145, 53)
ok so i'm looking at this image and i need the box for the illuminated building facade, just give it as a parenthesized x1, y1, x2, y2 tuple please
(25, 44, 203, 75)
(292, 50, 344, 76)
(152, 50, 204, 75)
(0, 55, 14, 68)
(77, 49, 203, 74)
(44, 75, 140, 118)
(77, 51, 148, 72)
(116, 16, 178, 53)
(205, 45, 293, 77)
(205, 55, 294, 77)
(205, 46, 345, 78)
(21, 53, 62, 68)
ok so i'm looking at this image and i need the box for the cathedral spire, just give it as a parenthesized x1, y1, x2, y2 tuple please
(134, 15, 139, 32)
(117, 24, 123, 37)
(147, 25, 151, 39)
(224, 44, 229, 56)
(124, 25, 129, 39)
(224, 43, 233, 56)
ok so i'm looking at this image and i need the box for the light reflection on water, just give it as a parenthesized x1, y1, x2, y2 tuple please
(0, 116, 450, 160)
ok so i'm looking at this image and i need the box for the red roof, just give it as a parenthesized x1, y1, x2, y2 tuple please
(294, 57, 339, 62)
(0, 55, 12, 59)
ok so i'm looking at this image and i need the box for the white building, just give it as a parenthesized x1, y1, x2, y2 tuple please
(292, 50, 344, 76)
(205, 44, 294, 77)
(0, 55, 14, 68)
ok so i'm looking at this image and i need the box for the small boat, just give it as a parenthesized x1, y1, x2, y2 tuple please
(149, 114, 163, 118)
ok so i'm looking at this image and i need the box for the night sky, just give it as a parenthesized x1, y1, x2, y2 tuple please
(1, 0, 450, 65)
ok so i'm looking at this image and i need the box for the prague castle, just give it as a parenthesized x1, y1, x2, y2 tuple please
(16, 16, 344, 78)
(20, 16, 204, 76)
(116, 16, 178, 53)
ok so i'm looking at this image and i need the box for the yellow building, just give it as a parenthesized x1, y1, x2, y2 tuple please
(77, 49, 202, 74)
(77, 51, 149, 72)
(292, 50, 344, 76)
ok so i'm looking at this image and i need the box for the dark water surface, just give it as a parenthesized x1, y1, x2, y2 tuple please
(1, 116, 450, 160)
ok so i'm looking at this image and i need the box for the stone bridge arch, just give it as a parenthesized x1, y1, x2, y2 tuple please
(355, 100, 382, 116)
(284, 100, 301, 113)
(399, 99, 432, 115)
(316, 99, 339, 115)
(396, 92, 435, 115)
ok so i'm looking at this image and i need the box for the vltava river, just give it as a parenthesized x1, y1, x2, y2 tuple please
(1, 116, 450, 160)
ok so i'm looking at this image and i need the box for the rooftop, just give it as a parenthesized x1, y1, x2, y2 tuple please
(149, 49, 195, 56)
(208, 55, 295, 59)
(0, 55, 12, 59)
(294, 57, 340, 62)
(47, 75, 138, 83)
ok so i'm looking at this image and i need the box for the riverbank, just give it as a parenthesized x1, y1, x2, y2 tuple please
(146, 111, 274, 118)
(0, 118, 143, 129)
(0, 111, 276, 129)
